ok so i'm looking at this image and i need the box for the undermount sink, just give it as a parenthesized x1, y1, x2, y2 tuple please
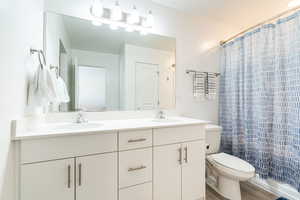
(151, 118, 181, 123)
(33, 122, 103, 132)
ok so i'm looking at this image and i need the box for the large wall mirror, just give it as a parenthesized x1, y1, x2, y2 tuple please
(44, 12, 176, 112)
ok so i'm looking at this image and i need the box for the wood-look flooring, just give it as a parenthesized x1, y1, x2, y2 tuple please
(206, 182, 279, 200)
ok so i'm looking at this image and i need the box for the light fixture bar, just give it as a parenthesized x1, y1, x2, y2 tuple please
(89, 3, 153, 34)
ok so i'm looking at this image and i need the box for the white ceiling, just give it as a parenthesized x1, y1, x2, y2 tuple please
(151, 0, 293, 28)
(62, 15, 176, 55)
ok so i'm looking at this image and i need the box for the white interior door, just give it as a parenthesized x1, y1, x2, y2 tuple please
(135, 62, 159, 110)
(182, 140, 206, 200)
(76, 153, 118, 200)
(153, 144, 182, 200)
(21, 159, 75, 200)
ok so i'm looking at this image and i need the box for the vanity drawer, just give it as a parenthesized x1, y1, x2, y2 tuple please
(119, 129, 152, 151)
(21, 132, 117, 164)
(119, 182, 152, 200)
(119, 148, 152, 188)
(153, 125, 205, 146)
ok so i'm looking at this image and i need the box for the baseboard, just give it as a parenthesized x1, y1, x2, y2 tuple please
(248, 176, 300, 200)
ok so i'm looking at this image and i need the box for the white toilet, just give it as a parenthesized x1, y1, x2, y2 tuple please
(205, 125, 255, 200)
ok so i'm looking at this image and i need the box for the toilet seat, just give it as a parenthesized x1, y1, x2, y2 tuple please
(207, 153, 255, 180)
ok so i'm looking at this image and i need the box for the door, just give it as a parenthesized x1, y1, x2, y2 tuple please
(21, 158, 74, 200)
(76, 152, 118, 200)
(135, 62, 159, 110)
(182, 140, 206, 200)
(153, 144, 182, 200)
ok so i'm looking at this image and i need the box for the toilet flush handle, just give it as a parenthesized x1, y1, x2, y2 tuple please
(206, 144, 210, 150)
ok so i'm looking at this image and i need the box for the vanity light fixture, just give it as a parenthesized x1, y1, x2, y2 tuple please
(89, 1, 153, 35)
(92, 20, 102, 26)
(127, 5, 139, 24)
(111, 1, 122, 21)
(288, 0, 300, 8)
(91, 0, 104, 18)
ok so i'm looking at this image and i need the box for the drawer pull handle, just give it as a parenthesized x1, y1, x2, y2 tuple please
(67, 165, 71, 188)
(128, 138, 147, 143)
(128, 165, 147, 172)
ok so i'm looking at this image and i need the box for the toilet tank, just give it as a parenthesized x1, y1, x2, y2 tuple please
(205, 124, 222, 155)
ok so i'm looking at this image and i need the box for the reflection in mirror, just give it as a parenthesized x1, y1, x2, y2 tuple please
(45, 12, 176, 112)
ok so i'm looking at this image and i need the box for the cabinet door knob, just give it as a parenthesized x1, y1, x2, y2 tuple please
(78, 163, 82, 186)
(67, 165, 71, 188)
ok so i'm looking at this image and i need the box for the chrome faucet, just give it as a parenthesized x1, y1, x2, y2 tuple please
(76, 109, 88, 124)
(156, 109, 166, 119)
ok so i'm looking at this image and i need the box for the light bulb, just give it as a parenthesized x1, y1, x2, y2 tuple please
(127, 5, 139, 24)
(110, 23, 119, 30)
(140, 29, 148, 35)
(125, 26, 134, 32)
(91, 0, 103, 18)
(92, 20, 102, 26)
(111, 1, 122, 21)
(288, 0, 300, 8)
(145, 10, 154, 28)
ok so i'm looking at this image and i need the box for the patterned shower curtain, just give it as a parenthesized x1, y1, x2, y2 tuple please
(219, 11, 300, 191)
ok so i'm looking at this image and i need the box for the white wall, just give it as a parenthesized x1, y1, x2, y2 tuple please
(0, 0, 44, 199)
(72, 49, 120, 110)
(44, 0, 238, 123)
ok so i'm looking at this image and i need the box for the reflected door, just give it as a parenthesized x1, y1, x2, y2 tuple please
(135, 62, 159, 110)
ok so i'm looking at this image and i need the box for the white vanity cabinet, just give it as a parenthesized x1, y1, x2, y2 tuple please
(15, 121, 206, 200)
(153, 125, 205, 200)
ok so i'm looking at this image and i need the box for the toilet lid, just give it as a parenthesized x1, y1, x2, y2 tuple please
(210, 153, 255, 173)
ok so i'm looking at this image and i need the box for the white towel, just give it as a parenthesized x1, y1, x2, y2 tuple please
(28, 64, 57, 106)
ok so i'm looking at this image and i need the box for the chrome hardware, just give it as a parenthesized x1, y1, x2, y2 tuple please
(184, 147, 188, 163)
(178, 148, 183, 165)
(76, 109, 88, 124)
(128, 138, 147, 143)
(67, 165, 71, 188)
(156, 109, 166, 119)
(78, 163, 82, 186)
(128, 165, 147, 172)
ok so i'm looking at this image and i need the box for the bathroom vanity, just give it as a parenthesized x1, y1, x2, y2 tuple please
(13, 117, 207, 200)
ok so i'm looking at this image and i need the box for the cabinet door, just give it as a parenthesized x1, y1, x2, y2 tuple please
(153, 144, 182, 200)
(182, 140, 205, 200)
(21, 158, 74, 200)
(76, 152, 118, 200)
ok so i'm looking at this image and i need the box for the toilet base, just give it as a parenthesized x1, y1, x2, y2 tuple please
(218, 176, 241, 200)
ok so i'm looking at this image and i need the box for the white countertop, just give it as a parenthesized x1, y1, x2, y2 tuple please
(12, 117, 209, 141)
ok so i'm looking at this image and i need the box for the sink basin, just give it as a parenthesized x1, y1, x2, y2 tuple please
(33, 122, 103, 132)
(151, 118, 181, 123)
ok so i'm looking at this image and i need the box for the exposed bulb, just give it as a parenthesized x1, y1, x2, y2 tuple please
(110, 23, 119, 30)
(92, 20, 102, 26)
(91, 0, 103, 17)
(125, 26, 134, 32)
(145, 10, 154, 28)
(288, 0, 300, 8)
(111, 1, 122, 21)
(140, 29, 148, 35)
(127, 5, 139, 24)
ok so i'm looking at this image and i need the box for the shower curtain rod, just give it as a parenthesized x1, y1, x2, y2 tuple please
(220, 5, 300, 46)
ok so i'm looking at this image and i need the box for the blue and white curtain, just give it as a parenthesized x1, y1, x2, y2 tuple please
(220, 11, 300, 191)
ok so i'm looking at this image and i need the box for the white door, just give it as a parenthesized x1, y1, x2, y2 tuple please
(135, 62, 159, 110)
(76, 153, 118, 200)
(21, 159, 75, 200)
(153, 144, 182, 200)
(182, 140, 206, 200)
